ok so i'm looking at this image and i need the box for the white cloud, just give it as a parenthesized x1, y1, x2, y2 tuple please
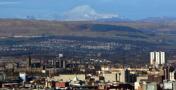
(0, 1, 19, 5)
(63, 5, 118, 21)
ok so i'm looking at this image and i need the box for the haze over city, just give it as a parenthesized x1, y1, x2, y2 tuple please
(0, 0, 176, 90)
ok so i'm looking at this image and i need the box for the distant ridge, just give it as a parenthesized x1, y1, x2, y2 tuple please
(139, 17, 176, 23)
(96, 17, 131, 22)
(0, 18, 176, 38)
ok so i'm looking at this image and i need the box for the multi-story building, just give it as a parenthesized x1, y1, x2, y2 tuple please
(150, 51, 166, 67)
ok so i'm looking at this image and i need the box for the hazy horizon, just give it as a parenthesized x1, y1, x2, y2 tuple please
(0, 0, 176, 21)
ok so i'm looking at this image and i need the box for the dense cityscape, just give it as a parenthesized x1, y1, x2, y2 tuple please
(0, 51, 175, 90)
(1, 0, 176, 90)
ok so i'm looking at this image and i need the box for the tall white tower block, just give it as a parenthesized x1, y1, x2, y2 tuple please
(150, 51, 166, 66)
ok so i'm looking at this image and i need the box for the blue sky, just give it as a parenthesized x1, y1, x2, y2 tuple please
(0, 0, 176, 20)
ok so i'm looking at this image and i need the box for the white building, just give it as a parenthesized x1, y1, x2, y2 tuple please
(150, 51, 166, 66)
(163, 81, 176, 90)
(161, 52, 166, 64)
(150, 52, 155, 65)
(52, 74, 85, 82)
(170, 71, 176, 81)
(120, 69, 130, 83)
(19, 72, 26, 82)
(102, 69, 131, 83)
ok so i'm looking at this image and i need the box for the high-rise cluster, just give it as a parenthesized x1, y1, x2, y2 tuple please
(150, 51, 165, 67)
